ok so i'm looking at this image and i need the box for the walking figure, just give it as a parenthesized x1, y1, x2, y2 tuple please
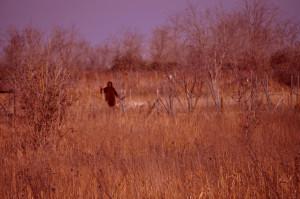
(101, 81, 119, 107)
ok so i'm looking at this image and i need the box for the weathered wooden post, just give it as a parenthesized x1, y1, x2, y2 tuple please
(290, 75, 294, 107)
(297, 74, 299, 105)
(295, 153, 300, 199)
(0, 89, 15, 127)
(263, 74, 273, 109)
(119, 89, 126, 113)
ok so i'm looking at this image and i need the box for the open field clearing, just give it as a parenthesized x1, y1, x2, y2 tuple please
(1, 71, 300, 198)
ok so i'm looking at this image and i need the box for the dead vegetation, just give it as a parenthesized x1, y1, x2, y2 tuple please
(0, 0, 300, 198)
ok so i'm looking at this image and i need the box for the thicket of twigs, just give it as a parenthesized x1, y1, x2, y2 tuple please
(2, 27, 79, 149)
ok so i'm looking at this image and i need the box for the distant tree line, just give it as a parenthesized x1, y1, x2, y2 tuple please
(0, 0, 299, 86)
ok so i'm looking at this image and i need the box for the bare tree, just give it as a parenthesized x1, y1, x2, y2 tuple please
(3, 27, 76, 149)
(149, 26, 171, 67)
(149, 25, 182, 69)
(163, 0, 300, 111)
(111, 30, 144, 71)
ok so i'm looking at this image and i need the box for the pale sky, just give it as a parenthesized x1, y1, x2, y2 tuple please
(0, 0, 299, 44)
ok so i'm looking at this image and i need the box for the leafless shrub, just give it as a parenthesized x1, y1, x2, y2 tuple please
(157, 73, 179, 115)
(176, 71, 203, 112)
(110, 30, 145, 71)
(271, 46, 300, 87)
(3, 27, 76, 149)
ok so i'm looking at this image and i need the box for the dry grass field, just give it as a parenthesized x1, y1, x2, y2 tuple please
(1, 71, 300, 198)
(1, 0, 300, 198)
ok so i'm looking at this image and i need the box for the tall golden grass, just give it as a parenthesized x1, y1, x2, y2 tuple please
(1, 0, 300, 196)
(1, 70, 299, 198)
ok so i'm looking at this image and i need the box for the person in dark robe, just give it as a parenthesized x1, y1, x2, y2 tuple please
(101, 81, 119, 107)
